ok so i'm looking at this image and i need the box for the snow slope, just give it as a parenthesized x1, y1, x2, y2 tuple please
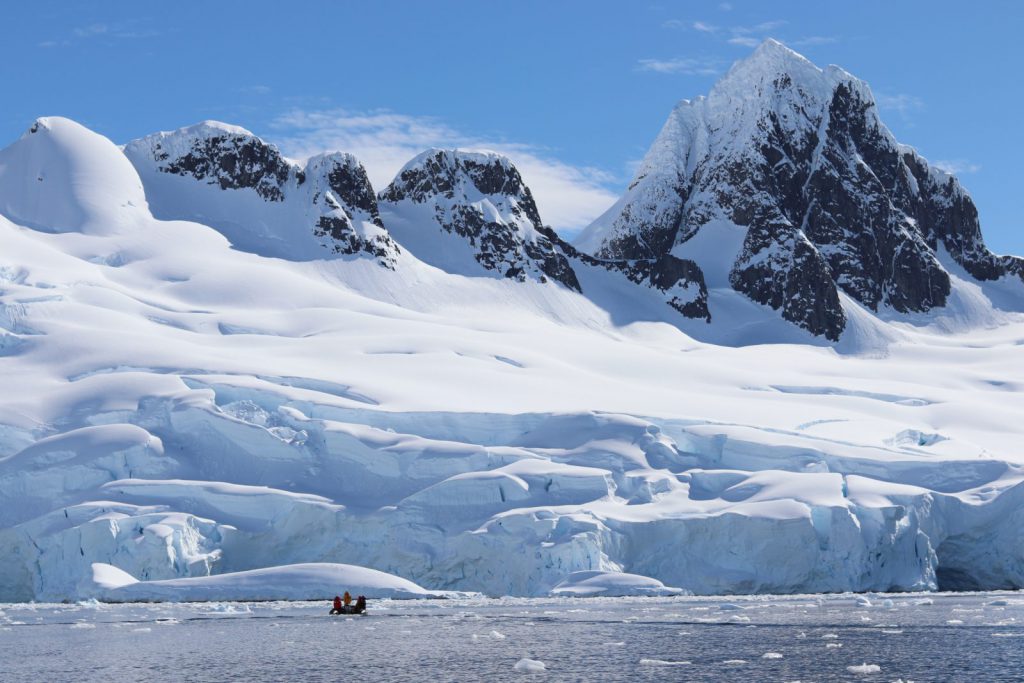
(0, 100, 1023, 602)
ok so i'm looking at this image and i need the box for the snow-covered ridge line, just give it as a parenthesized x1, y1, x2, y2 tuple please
(123, 120, 399, 265)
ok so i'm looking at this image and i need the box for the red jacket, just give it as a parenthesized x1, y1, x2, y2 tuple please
(333, 596, 342, 610)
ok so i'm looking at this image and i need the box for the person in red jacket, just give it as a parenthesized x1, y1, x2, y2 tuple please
(329, 595, 343, 614)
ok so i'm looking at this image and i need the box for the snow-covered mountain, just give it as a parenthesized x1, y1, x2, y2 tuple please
(124, 121, 399, 266)
(1, 41, 1024, 602)
(378, 149, 580, 290)
(577, 39, 1024, 340)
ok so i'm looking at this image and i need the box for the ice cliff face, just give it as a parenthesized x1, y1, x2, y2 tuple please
(578, 39, 1024, 340)
(124, 122, 399, 266)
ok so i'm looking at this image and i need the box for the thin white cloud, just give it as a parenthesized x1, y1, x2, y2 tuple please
(636, 57, 721, 76)
(719, 2, 733, 10)
(934, 159, 982, 175)
(73, 23, 108, 38)
(727, 36, 760, 47)
(791, 36, 839, 47)
(731, 20, 787, 35)
(41, 20, 157, 47)
(667, 18, 826, 51)
(875, 92, 925, 123)
(238, 85, 272, 95)
(269, 109, 620, 234)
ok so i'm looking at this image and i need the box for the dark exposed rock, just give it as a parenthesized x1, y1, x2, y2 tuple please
(800, 82, 951, 313)
(731, 220, 845, 341)
(157, 133, 291, 202)
(618, 255, 710, 320)
(558, 234, 710, 321)
(326, 161, 384, 227)
(306, 153, 398, 267)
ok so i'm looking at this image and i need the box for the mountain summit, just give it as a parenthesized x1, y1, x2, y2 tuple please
(577, 39, 1023, 340)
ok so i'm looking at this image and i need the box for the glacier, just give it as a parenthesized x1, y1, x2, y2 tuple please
(1, 57, 1024, 603)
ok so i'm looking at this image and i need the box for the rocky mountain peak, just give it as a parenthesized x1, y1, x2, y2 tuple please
(381, 149, 542, 224)
(577, 41, 1023, 341)
(379, 149, 578, 290)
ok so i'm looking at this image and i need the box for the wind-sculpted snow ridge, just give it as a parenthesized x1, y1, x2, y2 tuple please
(123, 121, 399, 266)
(83, 562, 446, 602)
(577, 39, 1024, 340)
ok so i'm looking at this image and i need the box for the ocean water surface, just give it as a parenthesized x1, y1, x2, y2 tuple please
(1, 592, 1022, 681)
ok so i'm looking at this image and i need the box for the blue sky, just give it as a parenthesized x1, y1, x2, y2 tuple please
(3, 1, 1021, 252)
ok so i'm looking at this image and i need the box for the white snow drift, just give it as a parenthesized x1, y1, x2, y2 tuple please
(83, 561, 438, 602)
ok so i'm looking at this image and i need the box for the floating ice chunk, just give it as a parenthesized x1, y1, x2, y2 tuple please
(490, 630, 506, 640)
(131, 627, 151, 633)
(821, 633, 839, 639)
(847, 663, 881, 674)
(639, 659, 691, 666)
(762, 652, 784, 659)
(719, 603, 744, 611)
(514, 658, 546, 673)
(69, 623, 95, 629)
(988, 600, 1010, 606)
(914, 598, 934, 606)
(946, 619, 964, 625)
(826, 643, 843, 649)
(723, 659, 748, 664)
(881, 629, 903, 634)
(855, 596, 872, 607)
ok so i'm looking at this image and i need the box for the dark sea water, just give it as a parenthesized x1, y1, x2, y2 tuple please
(1, 592, 1022, 682)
